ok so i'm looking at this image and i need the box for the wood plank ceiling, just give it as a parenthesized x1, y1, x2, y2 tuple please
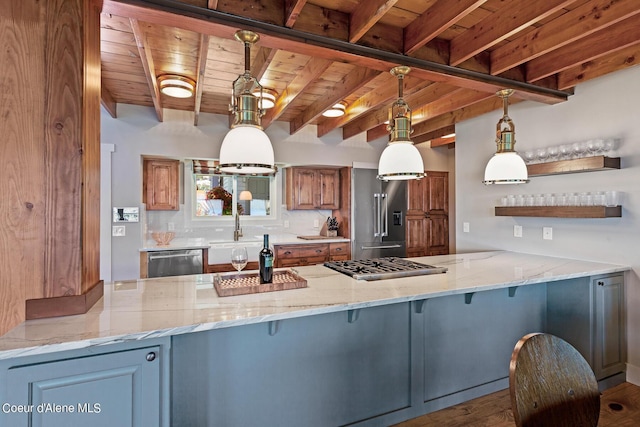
(100, 0, 640, 144)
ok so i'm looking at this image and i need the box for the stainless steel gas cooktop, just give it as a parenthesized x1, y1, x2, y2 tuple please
(324, 257, 448, 281)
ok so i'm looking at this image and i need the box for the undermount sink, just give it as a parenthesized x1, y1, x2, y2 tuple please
(208, 240, 262, 264)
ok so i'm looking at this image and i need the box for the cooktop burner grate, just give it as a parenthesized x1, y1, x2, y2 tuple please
(324, 257, 447, 281)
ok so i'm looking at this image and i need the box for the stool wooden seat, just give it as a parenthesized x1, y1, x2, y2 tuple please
(509, 333, 600, 427)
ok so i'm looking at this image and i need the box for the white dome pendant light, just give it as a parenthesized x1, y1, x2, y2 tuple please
(483, 89, 529, 184)
(218, 30, 276, 175)
(377, 66, 426, 181)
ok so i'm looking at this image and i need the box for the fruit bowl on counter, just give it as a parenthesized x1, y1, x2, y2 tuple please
(151, 231, 175, 246)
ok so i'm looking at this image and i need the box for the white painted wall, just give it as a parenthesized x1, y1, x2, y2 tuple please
(455, 65, 640, 384)
(101, 104, 453, 281)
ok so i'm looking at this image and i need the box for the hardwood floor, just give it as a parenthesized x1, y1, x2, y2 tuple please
(393, 382, 640, 427)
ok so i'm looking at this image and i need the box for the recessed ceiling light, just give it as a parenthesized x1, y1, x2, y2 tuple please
(322, 102, 346, 118)
(252, 88, 277, 109)
(157, 75, 196, 98)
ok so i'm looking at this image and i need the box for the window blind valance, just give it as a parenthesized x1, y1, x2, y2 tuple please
(192, 159, 277, 176)
(192, 160, 219, 175)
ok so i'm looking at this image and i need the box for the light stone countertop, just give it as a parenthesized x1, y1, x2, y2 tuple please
(0, 251, 628, 359)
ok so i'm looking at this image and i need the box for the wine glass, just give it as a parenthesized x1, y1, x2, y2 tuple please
(535, 147, 548, 163)
(231, 247, 248, 273)
(523, 150, 536, 164)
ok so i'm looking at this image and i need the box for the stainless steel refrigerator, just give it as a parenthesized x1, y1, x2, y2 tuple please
(351, 168, 407, 260)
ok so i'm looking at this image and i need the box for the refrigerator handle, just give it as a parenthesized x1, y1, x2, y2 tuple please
(373, 193, 380, 237)
(381, 193, 388, 237)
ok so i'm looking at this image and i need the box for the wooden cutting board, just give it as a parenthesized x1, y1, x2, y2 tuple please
(297, 235, 337, 240)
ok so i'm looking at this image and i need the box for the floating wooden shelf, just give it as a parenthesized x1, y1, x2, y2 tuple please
(527, 156, 620, 177)
(495, 206, 622, 218)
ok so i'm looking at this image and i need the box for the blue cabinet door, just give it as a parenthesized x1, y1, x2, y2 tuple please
(421, 284, 546, 406)
(2, 346, 161, 427)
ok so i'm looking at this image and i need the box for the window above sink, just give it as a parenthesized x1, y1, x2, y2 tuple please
(189, 160, 280, 221)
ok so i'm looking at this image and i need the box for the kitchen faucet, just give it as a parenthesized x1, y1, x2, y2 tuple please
(233, 212, 243, 241)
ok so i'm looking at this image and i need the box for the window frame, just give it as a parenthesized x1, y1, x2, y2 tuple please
(187, 160, 280, 223)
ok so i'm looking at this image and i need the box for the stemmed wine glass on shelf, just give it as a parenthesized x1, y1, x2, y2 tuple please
(231, 247, 248, 273)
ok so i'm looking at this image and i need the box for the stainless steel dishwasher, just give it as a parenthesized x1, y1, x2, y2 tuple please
(147, 249, 203, 278)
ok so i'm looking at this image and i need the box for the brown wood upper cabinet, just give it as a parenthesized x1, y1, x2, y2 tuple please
(143, 158, 180, 210)
(406, 172, 449, 257)
(286, 167, 340, 210)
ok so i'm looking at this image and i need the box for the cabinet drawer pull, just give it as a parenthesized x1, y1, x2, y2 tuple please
(335, 247, 342, 251)
(597, 281, 605, 286)
(315, 249, 322, 253)
(284, 251, 292, 255)
(146, 352, 157, 362)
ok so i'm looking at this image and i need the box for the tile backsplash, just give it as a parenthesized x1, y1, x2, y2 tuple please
(144, 206, 335, 241)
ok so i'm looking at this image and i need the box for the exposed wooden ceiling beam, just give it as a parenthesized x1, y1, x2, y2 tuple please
(262, 57, 332, 129)
(365, 123, 388, 142)
(285, 0, 307, 28)
(343, 82, 458, 140)
(349, 0, 398, 43)
(251, 46, 276, 80)
(404, 0, 487, 55)
(413, 88, 494, 123)
(129, 18, 163, 121)
(412, 96, 523, 138)
(557, 43, 640, 90)
(366, 88, 492, 142)
(450, 0, 577, 66)
(290, 67, 380, 134)
(526, 15, 640, 82)
(429, 135, 456, 147)
(194, 34, 210, 126)
(101, 84, 117, 118)
(490, 0, 640, 75)
(102, 0, 570, 105)
(413, 125, 455, 145)
(316, 73, 422, 138)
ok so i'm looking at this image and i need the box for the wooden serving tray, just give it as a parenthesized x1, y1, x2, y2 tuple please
(213, 269, 307, 297)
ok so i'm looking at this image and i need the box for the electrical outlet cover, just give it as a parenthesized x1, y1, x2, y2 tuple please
(463, 222, 470, 233)
(112, 225, 126, 237)
(543, 227, 553, 240)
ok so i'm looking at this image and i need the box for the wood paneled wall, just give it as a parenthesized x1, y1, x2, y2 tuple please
(0, 0, 103, 335)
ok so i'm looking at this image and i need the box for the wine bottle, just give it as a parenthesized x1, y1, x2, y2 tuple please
(259, 234, 273, 284)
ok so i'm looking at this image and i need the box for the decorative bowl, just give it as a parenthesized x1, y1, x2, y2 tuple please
(152, 231, 175, 246)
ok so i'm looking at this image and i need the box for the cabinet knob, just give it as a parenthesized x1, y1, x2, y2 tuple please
(597, 281, 605, 286)
(146, 351, 157, 362)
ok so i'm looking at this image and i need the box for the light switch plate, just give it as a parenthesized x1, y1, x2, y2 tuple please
(313, 219, 319, 228)
(112, 225, 126, 237)
(543, 227, 553, 240)
(514, 225, 522, 237)
(463, 222, 470, 233)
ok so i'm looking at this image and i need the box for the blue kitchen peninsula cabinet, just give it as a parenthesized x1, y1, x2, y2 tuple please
(547, 274, 626, 383)
(171, 275, 624, 427)
(419, 283, 546, 412)
(172, 303, 412, 426)
(0, 338, 170, 427)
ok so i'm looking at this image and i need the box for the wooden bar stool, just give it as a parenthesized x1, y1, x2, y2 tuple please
(509, 333, 600, 427)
